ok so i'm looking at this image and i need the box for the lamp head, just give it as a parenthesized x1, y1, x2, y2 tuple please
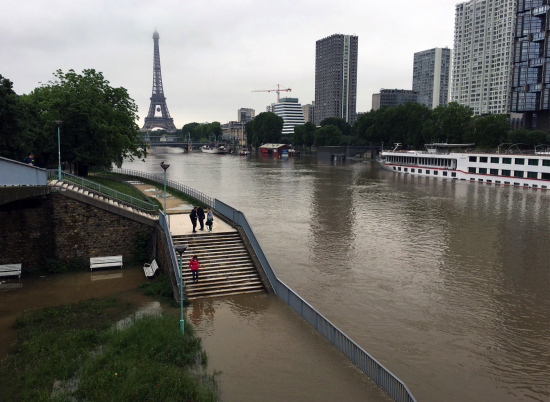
(175, 244, 188, 255)
(160, 161, 170, 170)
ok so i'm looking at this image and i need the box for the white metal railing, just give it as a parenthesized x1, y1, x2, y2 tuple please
(47, 170, 158, 214)
(158, 211, 183, 290)
(105, 167, 215, 207)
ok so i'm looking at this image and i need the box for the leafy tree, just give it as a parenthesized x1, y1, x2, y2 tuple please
(0, 75, 39, 162)
(509, 128, 548, 148)
(181, 122, 201, 141)
(320, 117, 352, 136)
(433, 102, 473, 144)
(25, 69, 145, 175)
(466, 114, 510, 148)
(245, 120, 255, 148)
(250, 112, 283, 145)
(315, 124, 342, 146)
(303, 122, 316, 149)
(293, 124, 304, 148)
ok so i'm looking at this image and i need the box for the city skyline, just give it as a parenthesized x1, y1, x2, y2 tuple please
(1, 0, 458, 128)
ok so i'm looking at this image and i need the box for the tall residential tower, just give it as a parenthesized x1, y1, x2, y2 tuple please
(413, 48, 451, 109)
(451, 0, 517, 115)
(315, 34, 358, 125)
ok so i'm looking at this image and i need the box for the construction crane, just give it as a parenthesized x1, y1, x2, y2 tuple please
(252, 84, 292, 103)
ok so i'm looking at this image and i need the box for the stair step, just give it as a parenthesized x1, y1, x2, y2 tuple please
(186, 284, 264, 297)
(185, 276, 261, 289)
(183, 271, 258, 281)
(187, 288, 265, 300)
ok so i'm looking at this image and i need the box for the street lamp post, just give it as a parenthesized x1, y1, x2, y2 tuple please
(54, 120, 63, 180)
(160, 162, 170, 214)
(175, 244, 188, 336)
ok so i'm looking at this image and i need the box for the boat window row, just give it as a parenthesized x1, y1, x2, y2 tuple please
(467, 167, 550, 180)
(469, 156, 550, 166)
(394, 166, 457, 178)
(467, 177, 548, 189)
(386, 155, 454, 167)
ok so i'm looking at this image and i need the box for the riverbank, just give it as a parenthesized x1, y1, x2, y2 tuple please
(0, 295, 219, 401)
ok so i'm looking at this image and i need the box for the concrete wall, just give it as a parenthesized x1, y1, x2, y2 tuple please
(0, 192, 155, 270)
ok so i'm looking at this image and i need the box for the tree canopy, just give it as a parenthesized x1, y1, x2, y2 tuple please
(352, 101, 536, 150)
(320, 117, 352, 137)
(181, 122, 222, 142)
(315, 124, 342, 146)
(22, 69, 145, 175)
(246, 112, 283, 147)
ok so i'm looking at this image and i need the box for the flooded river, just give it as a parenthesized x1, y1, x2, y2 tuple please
(124, 148, 549, 402)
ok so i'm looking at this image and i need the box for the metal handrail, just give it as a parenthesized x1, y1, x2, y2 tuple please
(158, 212, 183, 290)
(214, 198, 416, 402)
(47, 170, 159, 214)
(105, 167, 215, 207)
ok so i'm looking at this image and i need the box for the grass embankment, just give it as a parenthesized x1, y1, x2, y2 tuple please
(95, 171, 208, 209)
(0, 297, 218, 401)
(85, 176, 163, 211)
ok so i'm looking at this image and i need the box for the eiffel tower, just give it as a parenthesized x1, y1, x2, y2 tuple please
(141, 30, 177, 132)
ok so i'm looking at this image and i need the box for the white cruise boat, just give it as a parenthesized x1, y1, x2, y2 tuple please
(379, 143, 550, 190)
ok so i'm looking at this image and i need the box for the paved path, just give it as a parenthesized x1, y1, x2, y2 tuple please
(130, 182, 235, 236)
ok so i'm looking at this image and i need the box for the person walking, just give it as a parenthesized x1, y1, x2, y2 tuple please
(190, 206, 198, 233)
(197, 205, 205, 231)
(189, 255, 200, 283)
(23, 153, 35, 166)
(206, 207, 214, 232)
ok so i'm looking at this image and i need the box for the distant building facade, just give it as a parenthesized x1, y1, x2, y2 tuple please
(371, 89, 427, 110)
(274, 97, 306, 136)
(302, 102, 315, 123)
(451, 0, 516, 115)
(315, 34, 358, 125)
(221, 121, 247, 145)
(510, 0, 550, 131)
(413, 47, 451, 109)
(238, 108, 255, 123)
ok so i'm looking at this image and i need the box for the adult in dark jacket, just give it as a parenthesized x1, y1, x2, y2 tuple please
(197, 205, 205, 230)
(190, 206, 198, 233)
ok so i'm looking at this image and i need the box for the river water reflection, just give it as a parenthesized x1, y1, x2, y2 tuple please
(126, 148, 549, 402)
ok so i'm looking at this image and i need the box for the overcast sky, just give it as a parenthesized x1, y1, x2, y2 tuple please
(1, 0, 459, 128)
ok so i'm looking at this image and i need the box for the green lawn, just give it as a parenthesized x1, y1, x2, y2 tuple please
(0, 298, 218, 401)
(95, 172, 208, 209)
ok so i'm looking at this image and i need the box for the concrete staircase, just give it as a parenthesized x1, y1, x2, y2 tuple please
(173, 232, 265, 300)
(48, 179, 158, 219)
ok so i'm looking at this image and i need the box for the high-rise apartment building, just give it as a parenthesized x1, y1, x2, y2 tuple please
(238, 108, 255, 123)
(302, 103, 315, 123)
(451, 0, 517, 115)
(510, 0, 550, 131)
(413, 48, 452, 109)
(315, 34, 358, 125)
(274, 97, 306, 135)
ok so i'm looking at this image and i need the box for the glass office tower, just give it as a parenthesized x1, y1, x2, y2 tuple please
(510, 0, 550, 130)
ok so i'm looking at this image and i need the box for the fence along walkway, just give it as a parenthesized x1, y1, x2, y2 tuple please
(105, 168, 416, 402)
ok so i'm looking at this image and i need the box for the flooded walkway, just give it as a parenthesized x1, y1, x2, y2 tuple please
(1, 269, 392, 401)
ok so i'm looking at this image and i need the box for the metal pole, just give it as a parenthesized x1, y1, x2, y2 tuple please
(164, 169, 167, 214)
(179, 252, 184, 336)
(58, 125, 61, 180)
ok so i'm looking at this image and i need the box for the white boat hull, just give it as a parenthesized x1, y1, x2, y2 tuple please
(378, 150, 550, 190)
(201, 146, 226, 154)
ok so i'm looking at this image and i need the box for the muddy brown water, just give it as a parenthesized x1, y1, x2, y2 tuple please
(121, 149, 549, 402)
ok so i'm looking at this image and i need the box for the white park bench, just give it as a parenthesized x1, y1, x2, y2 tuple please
(143, 259, 159, 278)
(90, 256, 123, 271)
(0, 264, 22, 279)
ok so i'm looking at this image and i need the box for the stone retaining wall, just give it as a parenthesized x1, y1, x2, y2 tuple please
(0, 192, 155, 270)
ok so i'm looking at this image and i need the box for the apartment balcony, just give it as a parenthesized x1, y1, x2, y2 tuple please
(529, 58, 545, 67)
(532, 5, 550, 16)
(531, 31, 546, 42)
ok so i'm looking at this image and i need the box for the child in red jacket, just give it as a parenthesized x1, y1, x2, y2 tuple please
(189, 255, 200, 283)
